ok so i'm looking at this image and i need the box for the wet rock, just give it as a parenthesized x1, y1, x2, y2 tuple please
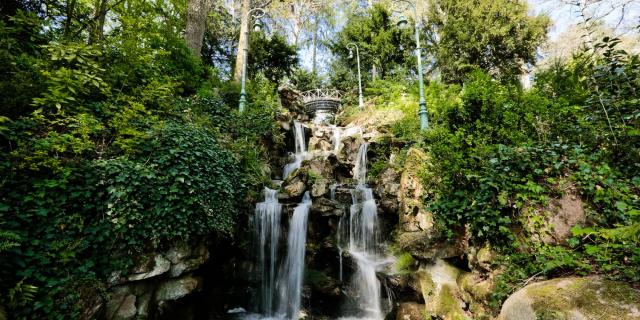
(105, 290, 137, 320)
(281, 171, 307, 199)
(499, 277, 640, 320)
(155, 275, 202, 302)
(135, 291, 152, 317)
(308, 136, 333, 152)
(338, 135, 365, 165)
(375, 167, 401, 214)
(127, 255, 171, 281)
(311, 178, 329, 197)
(396, 302, 425, 320)
(307, 157, 334, 178)
(310, 197, 342, 217)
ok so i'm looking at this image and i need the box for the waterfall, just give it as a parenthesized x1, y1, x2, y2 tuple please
(254, 188, 282, 316)
(338, 143, 390, 320)
(353, 143, 368, 185)
(283, 121, 307, 179)
(277, 192, 312, 319)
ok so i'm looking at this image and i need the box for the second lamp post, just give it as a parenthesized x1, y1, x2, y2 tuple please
(347, 42, 364, 109)
(238, 8, 266, 112)
(394, 0, 429, 130)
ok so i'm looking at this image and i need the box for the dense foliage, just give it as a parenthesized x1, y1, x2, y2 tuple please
(0, 2, 284, 318)
(420, 42, 639, 308)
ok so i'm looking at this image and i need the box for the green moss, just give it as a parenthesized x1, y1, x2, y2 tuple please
(305, 268, 332, 289)
(527, 277, 640, 319)
(394, 252, 416, 274)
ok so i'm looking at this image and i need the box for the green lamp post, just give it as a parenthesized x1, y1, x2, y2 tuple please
(347, 42, 364, 109)
(238, 8, 266, 112)
(394, 0, 429, 130)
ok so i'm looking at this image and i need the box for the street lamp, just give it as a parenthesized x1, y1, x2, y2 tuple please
(346, 42, 364, 109)
(238, 8, 266, 112)
(393, 0, 429, 130)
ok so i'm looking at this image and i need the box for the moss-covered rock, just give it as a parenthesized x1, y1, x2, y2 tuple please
(418, 259, 470, 320)
(499, 277, 640, 320)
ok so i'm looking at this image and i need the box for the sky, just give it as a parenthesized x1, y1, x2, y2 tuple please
(528, 0, 640, 40)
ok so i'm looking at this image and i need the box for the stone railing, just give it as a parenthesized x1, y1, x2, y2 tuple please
(301, 89, 343, 104)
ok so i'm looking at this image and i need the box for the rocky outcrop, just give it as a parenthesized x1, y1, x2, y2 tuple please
(394, 148, 466, 260)
(278, 85, 308, 121)
(104, 241, 209, 320)
(396, 302, 426, 320)
(499, 277, 640, 320)
(521, 182, 585, 245)
(398, 148, 433, 233)
(375, 167, 401, 214)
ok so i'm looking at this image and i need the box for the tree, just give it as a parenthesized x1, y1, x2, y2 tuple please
(331, 4, 412, 81)
(233, 0, 250, 81)
(247, 32, 298, 83)
(426, 0, 550, 83)
(185, 0, 212, 56)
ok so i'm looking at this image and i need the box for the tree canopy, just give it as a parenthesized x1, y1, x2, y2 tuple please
(426, 0, 550, 83)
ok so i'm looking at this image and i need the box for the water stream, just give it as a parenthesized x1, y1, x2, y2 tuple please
(254, 188, 282, 316)
(338, 144, 392, 320)
(283, 121, 307, 179)
(277, 192, 312, 319)
(252, 124, 390, 320)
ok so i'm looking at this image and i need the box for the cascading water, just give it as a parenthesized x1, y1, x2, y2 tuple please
(250, 121, 311, 320)
(338, 143, 391, 320)
(277, 192, 312, 319)
(283, 121, 307, 179)
(254, 188, 282, 316)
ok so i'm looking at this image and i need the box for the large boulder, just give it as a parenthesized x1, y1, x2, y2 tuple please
(104, 241, 210, 319)
(281, 169, 307, 199)
(499, 277, 640, 320)
(308, 124, 337, 153)
(165, 242, 210, 277)
(127, 255, 171, 281)
(155, 275, 203, 303)
(418, 259, 470, 320)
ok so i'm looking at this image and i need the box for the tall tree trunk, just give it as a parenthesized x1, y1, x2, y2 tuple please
(234, 0, 250, 81)
(63, 0, 77, 38)
(89, 0, 108, 44)
(311, 16, 318, 75)
(372, 64, 378, 80)
(185, 0, 211, 57)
